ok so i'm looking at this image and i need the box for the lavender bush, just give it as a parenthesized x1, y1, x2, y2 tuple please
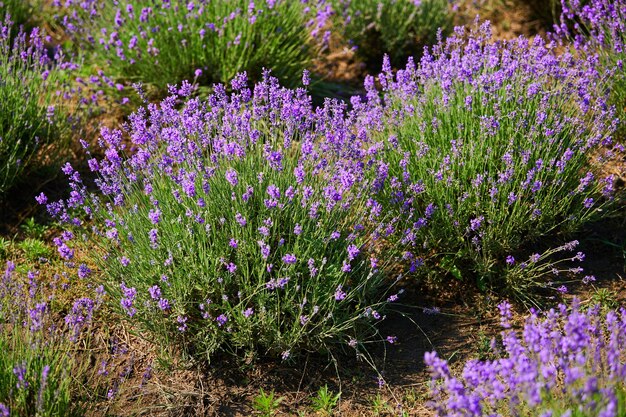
(554, 0, 626, 138)
(0, 261, 101, 416)
(56, 0, 326, 98)
(425, 299, 626, 416)
(45, 73, 398, 363)
(0, 16, 74, 195)
(331, 0, 452, 69)
(360, 21, 622, 296)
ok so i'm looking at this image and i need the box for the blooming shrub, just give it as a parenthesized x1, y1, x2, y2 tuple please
(0, 261, 103, 416)
(554, 0, 626, 138)
(331, 0, 452, 69)
(56, 0, 326, 97)
(0, 16, 75, 195)
(45, 73, 397, 362)
(360, 21, 622, 296)
(425, 299, 626, 416)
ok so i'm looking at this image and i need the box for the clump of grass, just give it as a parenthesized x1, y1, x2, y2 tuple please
(360, 21, 621, 299)
(331, 0, 453, 70)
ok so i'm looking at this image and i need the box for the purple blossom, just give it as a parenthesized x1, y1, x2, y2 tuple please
(282, 253, 297, 265)
(334, 285, 347, 301)
(216, 314, 228, 327)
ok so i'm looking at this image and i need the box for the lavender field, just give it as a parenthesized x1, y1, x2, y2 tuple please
(0, 0, 624, 416)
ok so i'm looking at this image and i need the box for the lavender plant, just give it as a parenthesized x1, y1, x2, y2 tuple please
(331, 0, 452, 69)
(554, 0, 626, 139)
(56, 0, 326, 98)
(45, 73, 397, 363)
(425, 299, 626, 416)
(360, 21, 622, 296)
(0, 16, 74, 195)
(0, 261, 100, 416)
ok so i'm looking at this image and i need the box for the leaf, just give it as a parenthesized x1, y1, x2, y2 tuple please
(440, 255, 463, 281)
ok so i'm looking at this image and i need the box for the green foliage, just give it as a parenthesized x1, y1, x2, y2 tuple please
(590, 287, 619, 310)
(0, 237, 10, 258)
(65, 0, 317, 97)
(331, 0, 452, 69)
(17, 238, 50, 261)
(252, 388, 283, 417)
(311, 384, 340, 415)
(20, 217, 48, 240)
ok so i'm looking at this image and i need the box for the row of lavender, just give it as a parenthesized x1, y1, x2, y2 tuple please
(0, 0, 452, 195)
(1, 0, 625, 416)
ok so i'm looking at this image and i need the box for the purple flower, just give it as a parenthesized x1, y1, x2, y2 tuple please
(334, 285, 347, 301)
(225, 169, 238, 187)
(469, 216, 484, 231)
(148, 208, 161, 225)
(347, 244, 360, 261)
(120, 282, 137, 317)
(13, 363, 28, 389)
(78, 263, 92, 278)
(216, 314, 228, 327)
(35, 192, 48, 205)
(158, 298, 170, 311)
(282, 253, 297, 265)
(148, 285, 161, 300)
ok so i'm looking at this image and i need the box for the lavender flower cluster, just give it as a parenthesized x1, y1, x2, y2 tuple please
(425, 299, 626, 416)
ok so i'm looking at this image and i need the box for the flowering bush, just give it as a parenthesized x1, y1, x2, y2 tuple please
(359, 21, 622, 296)
(45, 72, 398, 362)
(0, 16, 75, 195)
(554, 0, 626, 138)
(56, 0, 326, 98)
(0, 261, 104, 416)
(331, 0, 452, 69)
(425, 299, 626, 416)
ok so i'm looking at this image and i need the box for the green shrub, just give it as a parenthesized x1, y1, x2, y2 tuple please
(331, 0, 452, 69)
